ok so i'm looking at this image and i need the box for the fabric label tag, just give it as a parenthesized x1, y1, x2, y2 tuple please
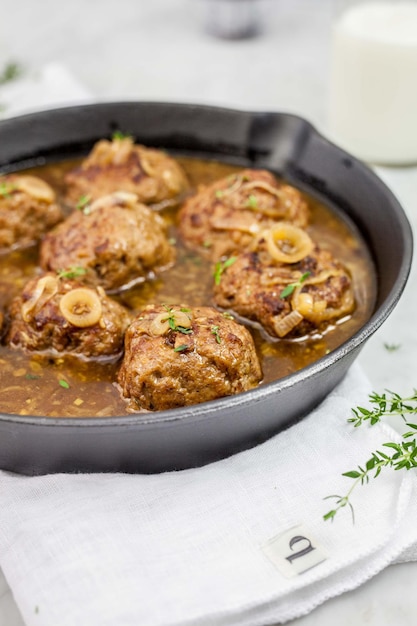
(262, 524, 328, 578)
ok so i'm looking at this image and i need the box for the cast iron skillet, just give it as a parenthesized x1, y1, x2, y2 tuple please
(0, 102, 412, 475)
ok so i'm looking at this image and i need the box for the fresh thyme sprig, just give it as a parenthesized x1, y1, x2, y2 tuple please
(0, 61, 24, 86)
(280, 271, 311, 299)
(76, 194, 92, 214)
(0, 62, 24, 113)
(348, 390, 417, 427)
(112, 130, 132, 141)
(384, 342, 401, 352)
(162, 304, 193, 334)
(213, 256, 237, 286)
(324, 389, 417, 522)
(0, 181, 15, 198)
(57, 266, 87, 280)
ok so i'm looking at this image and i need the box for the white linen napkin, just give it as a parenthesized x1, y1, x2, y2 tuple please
(0, 62, 92, 118)
(1, 364, 417, 626)
(1, 64, 417, 626)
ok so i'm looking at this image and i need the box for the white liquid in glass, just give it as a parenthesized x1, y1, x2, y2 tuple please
(328, 2, 417, 164)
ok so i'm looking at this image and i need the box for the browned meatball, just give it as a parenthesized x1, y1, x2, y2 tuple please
(6, 272, 131, 359)
(117, 304, 262, 411)
(213, 225, 355, 339)
(0, 174, 63, 250)
(178, 169, 309, 260)
(40, 192, 175, 292)
(64, 136, 189, 207)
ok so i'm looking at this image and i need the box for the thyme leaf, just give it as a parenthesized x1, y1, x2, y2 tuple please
(174, 344, 188, 352)
(211, 325, 221, 344)
(0, 181, 15, 198)
(162, 305, 193, 335)
(246, 194, 258, 209)
(76, 194, 92, 214)
(112, 130, 132, 141)
(280, 271, 311, 299)
(57, 266, 87, 280)
(0, 61, 24, 86)
(213, 256, 237, 286)
(324, 389, 417, 522)
(384, 342, 401, 352)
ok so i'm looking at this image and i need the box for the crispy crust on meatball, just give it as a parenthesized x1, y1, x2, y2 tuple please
(64, 137, 189, 207)
(178, 169, 309, 260)
(39, 192, 175, 292)
(117, 304, 262, 411)
(0, 175, 63, 250)
(6, 273, 132, 360)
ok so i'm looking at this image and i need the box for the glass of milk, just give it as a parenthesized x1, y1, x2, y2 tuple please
(328, 0, 417, 165)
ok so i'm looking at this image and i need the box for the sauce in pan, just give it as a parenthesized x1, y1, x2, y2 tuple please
(0, 156, 376, 417)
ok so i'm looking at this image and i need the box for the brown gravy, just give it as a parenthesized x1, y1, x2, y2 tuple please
(0, 157, 376, 417)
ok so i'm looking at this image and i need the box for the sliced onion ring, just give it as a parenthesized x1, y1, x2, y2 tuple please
(150, 309, 192, 337)
(14, 176, 55, 203)
(59, 288, 102, 327)
(262, 223, 313, 263)
(21, 275, 59, 321)
(273, 310, 304, 338)
(292, 272, 355, 323)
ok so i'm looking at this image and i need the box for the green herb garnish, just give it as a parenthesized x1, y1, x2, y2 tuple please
(246, 194, 258, 209)
(57, 266, 87, 280)
(174, 344, 188, 352)
(213, 256, 237, 286)
(215, 190, 224, 199)
(59, 379, 70, 389)
(211, 325, 221, 344)
(162, 305, 193, 335)
(384, 343, 401, 352)
(76, 194, 92, 214)
(280, 271, 311, 299)
(0, 181, 15, 198)
(0, 61, 24, 86)
(324, 389, 417, 522)
(112, 130, 132, 141)
(169, 321, 193, 334)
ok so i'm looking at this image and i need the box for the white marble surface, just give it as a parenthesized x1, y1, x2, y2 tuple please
(0, 0, 416, 624)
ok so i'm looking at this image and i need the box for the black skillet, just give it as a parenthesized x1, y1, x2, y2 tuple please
(0, 102, 412, 474)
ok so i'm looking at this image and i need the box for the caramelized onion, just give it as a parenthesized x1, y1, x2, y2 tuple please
(14, 176, 55, 203)
(59, 288, 102, 327)
(150, 309, 192, 336)
(89, 191, 139, 212)
(149, 312, 170, 336)
(140, 156, 157, 178)
(273, 310, 304, 338)
(262, 224, 313, 263)
(292, 272, 355, 323)
(21, 275, 59, 321)
(210, 215, 261, 234)
(111, 137, 134, 165)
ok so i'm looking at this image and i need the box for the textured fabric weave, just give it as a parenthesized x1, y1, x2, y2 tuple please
(0, 364, 417, 626)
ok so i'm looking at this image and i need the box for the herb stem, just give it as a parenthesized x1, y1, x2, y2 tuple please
(324, 388, 417, 522)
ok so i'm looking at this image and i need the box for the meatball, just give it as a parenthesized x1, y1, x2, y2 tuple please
(213, 224, 355, 339)
(39, 191, 175, 292)
(117, 304, 262, 411)
(178, 169, 309, 260)
(6, 272, 131, 359)
(0, 174, 63, 250)
(64, 136, 189, 207)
